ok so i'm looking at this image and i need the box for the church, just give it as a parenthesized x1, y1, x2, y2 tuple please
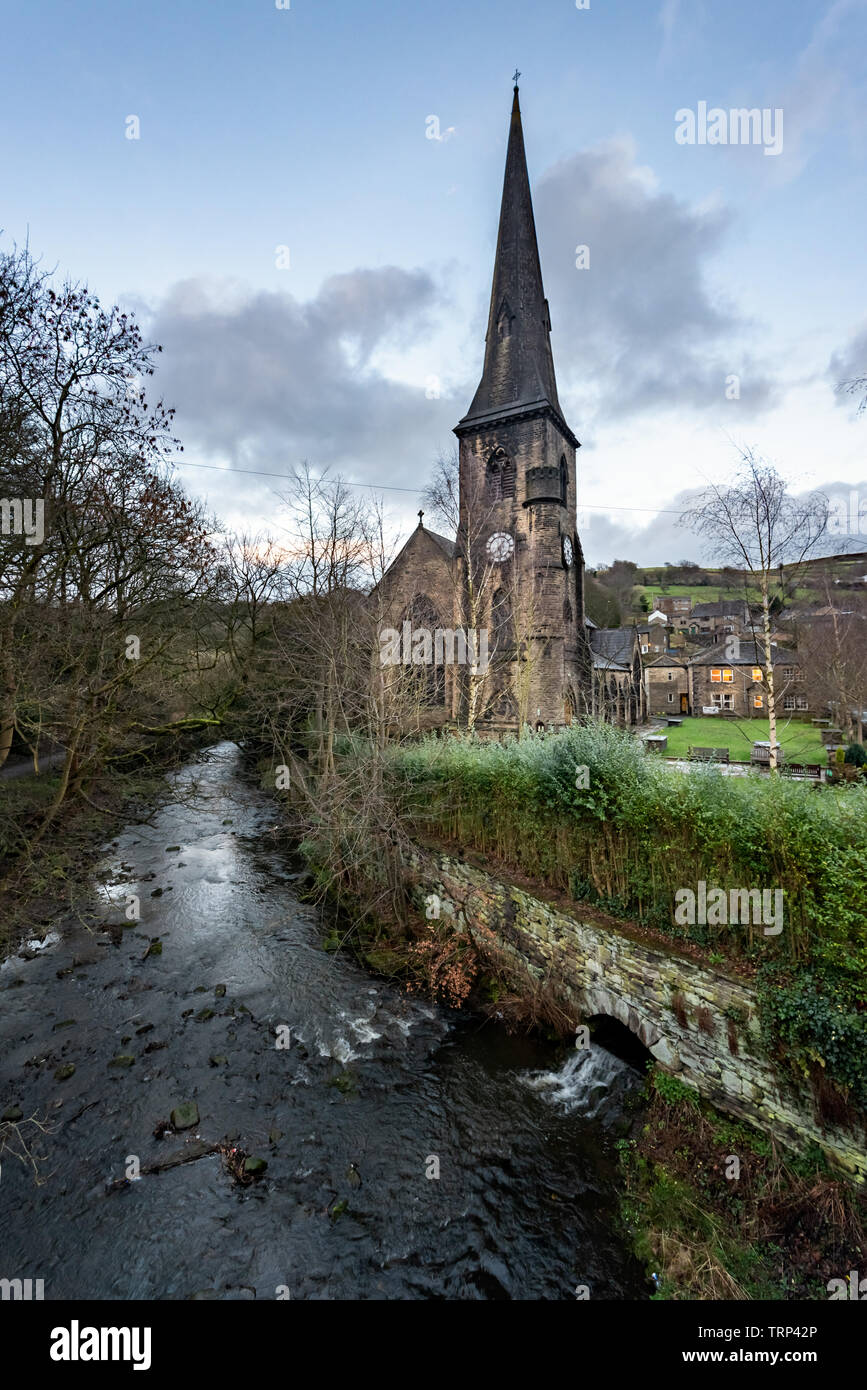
(375, 82, 643, 733)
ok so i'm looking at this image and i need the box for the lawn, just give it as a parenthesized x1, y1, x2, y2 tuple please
(633, 583, 814, 606)
(637, 584, 749, 602)
(648, 716, 825, 763)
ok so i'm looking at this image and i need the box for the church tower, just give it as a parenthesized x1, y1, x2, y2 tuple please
(454, 81, 588, 729)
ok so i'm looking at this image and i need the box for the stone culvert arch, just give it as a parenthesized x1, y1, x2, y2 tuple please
(579, 984, 665, 1055)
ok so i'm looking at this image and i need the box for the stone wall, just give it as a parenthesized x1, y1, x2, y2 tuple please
(406, 845, 867, 1181)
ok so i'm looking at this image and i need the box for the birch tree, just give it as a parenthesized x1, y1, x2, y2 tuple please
(680, 450, 829, 770)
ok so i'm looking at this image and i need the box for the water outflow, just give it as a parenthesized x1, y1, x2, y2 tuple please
(522, 1045, 643, 1123)
(0, 742, 648, 1301)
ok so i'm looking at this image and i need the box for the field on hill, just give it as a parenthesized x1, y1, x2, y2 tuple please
(650, 716, 825, 761)
(634, 583, 813, 606)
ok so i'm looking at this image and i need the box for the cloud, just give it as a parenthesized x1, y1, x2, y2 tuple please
(533, 138, 780, 423)
(829, 322, 867, 413)
(657, 0, 709, 67)
(580, 479, 866, 568)
(773, 0, 867, 178)
(142, 267, 457, 517)
(580, 486, 706, 568)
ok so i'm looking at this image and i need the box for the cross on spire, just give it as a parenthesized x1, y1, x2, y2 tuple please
(417, 509, 424, 527)
(513, 68, 521, 88)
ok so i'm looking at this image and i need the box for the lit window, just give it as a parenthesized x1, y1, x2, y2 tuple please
(753, 694, 763, 708)
(752, 667, 762, 681)
(722, 669, 734, 683)
(710, 669, 722, 683)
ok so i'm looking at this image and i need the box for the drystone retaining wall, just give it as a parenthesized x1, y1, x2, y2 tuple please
(406, 845, 867, 1181)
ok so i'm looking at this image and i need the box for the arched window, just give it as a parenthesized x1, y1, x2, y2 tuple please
(491, 586, 512, 654)
(402, 593, 445, 705)
(486, 448, 515, 500)
(564, 598, 573, 625)
(559, 455, 568, 505)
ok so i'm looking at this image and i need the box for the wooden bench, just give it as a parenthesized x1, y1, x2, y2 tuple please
(782, 763, 823, 780)
(751, 744, 782, 764)
(688, 746, 730, 763)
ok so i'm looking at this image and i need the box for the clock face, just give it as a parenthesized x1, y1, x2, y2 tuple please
(486, 531, 514, 563)
(562, 535, 574, 567)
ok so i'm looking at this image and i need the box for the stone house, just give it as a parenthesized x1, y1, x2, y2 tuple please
(685, 600, 752, 638)
(636, 611, 668, 656)
(645, 654, 690, 716)
(688, 640, 806, 718)
(652, 595, 692, 623)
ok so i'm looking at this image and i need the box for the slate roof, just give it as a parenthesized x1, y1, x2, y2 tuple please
(425, 529, 455, 559)
(589, 628, 638, 671)
(688, 639, 797, 667)
(457, 86, 577, 446)
(645, 654, 688, 669)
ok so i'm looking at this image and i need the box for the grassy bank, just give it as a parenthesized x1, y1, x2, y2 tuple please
(621, 1067, 867, 1300)
(387, 723, 867, 1113)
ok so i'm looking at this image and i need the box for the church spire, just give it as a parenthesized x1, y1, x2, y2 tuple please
(460, 82, 563, 428)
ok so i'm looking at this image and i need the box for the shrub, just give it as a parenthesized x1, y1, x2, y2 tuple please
(387, 722, 867, 1108)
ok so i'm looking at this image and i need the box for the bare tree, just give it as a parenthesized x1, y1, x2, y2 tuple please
(794, 566, 867, 743)
(0, 243, 185, 771)
(425, 447, 549, 732)
(680, 449, 829, 770)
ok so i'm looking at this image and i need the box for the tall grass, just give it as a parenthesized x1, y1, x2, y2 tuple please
(391, 724, 865, 968)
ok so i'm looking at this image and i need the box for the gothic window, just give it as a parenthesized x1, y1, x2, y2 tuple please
(402, 593, 445, 706)
(559, 455, 568, 505)
(486, 448, 515, 500)
(491, 587, 512, 654)
(563, 598, 573, 625)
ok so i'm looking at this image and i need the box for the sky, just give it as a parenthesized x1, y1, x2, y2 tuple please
(2, 0, 866, 566)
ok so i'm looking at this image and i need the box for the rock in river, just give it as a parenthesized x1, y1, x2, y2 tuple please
(170, 1101, 200, 1131)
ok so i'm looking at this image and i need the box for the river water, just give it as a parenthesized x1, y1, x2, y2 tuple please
(0, 742, 648, 1300)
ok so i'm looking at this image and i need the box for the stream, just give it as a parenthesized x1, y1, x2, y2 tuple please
(0, 741, 649, 1300)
